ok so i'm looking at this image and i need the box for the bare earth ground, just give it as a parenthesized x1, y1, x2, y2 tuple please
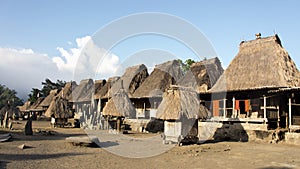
(0, 121, 300, 169)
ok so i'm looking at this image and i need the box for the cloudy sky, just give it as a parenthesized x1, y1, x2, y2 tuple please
(1, 1, 300, 100)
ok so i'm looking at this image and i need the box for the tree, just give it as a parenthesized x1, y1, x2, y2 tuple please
(0, 84, 23, 116)
(178, 59, 196, 73)
(28, 78, 66, 103)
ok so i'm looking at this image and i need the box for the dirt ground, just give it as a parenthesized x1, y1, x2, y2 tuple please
(0, 120, 300, 169)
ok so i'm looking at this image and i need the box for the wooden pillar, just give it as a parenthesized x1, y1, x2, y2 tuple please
(289, 98, 292, 129)
(263, 96, 267, 119)
(277, 106, 280, 128)
(223, 99, 226, 118)
(232, 97, 235, 118)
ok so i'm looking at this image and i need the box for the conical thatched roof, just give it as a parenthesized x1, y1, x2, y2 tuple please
(95, 77, 120, 99)
(102, 89, 136, 117)
(56, 81, 77, 101)
(210, 35, 300, 93)
(18, 101, 31, 112)
(45, 96, 73, 118)
(39, 89, 58, 107)
(107, 64, 148, 98)
(133, 60, 184, 98)
(71, 79, 94, 102)
(156, 86, 208, 120)
(94, 79, 106, 96)
(178, 57, 224, 92)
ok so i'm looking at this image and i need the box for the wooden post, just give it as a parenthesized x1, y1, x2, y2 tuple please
(223, 99, 226, 118)
(289, 98, 292, 130)
(263, 96, 267, 119)
(232, 97, 235, 118)
(277, 106, 280, 128)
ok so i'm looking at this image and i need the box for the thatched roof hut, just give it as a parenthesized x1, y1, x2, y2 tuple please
(210, 35, 300, 93)
(39, 89, 58, 107)
(71, 79, 94, 102)
(156, 86, 208, 120)
(94, 79, 106, 95)
(107, 64, 148, 98)
(133, 60, 184, 98)
(56, 81, 77, 101)
(178, 57, 224, 92)
(95, 77, 120, 99)
(102, 89, 136, 118)
(45, 96, 73, 119)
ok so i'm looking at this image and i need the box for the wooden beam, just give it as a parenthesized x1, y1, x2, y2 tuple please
(223, 99, 226, 118)
(232, 97, 235, 118)
(289, 98, 292, 130)
(263, 96, 266, 120)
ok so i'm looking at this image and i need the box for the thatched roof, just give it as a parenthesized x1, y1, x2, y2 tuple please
(102, 89, 136, 117)
(56, 81, 77, 101)
(39, 89, 58, 107)
(28, 97, 44, 112)
(94, 79, 106, 95)
(18, 101, 31, 112)
(178, 57, 224, 92)
(95, 77, 120, 99)
(45, 96, 73, 118)
(156, 86, 208, 120)
(210, 35, 300, 93)
(107, 64, 148, 98)
(71, 79, 94, 102)
(133, 60, 184, 98)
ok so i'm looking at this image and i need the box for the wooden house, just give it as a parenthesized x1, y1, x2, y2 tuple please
(202, 34, 300, 132)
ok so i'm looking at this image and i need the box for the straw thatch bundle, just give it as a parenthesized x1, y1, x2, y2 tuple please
(71, 79, 94, 102)
(95, 77, 120, 99)
(56, 81, 77, 101)
(102, 89, 136, 117)
(107, 64, 148, 98)
(45, 96, 73, 118)
(39, 89, 58, 107)
(210, 35, 300, 92)
(156, 86, 208, 120)
(178, 57, 223, 92)
(94, 79, 106, 95)
(133, 60, 184, 98)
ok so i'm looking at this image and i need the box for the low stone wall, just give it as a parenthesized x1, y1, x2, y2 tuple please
(124, 119, 163, 133)
(285, 132, 300, 145)
(198, 122, 272, 143)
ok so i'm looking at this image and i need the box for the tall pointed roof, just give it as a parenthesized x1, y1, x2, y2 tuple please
(133, 60, 184, 98)
(39, 89, 58, 107)
(71, 79, 94, 102)
(210, 34, 300, 92)
(107, 64, 148, 98)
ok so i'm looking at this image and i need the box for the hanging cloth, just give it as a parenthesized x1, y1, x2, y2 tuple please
(213, 100, 219, 117)
(235, 100, 240, 110)
(245, 100, 250, 112)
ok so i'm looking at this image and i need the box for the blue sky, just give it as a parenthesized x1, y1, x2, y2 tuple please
(1, 0, 300, 99)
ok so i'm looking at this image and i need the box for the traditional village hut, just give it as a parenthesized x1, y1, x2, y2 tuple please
(156, 86, 209, 144)
(204, 34, 300, 131)
(38, 89, 58, 117)
(102, 88, 136, 132)
(26, 97, 44, 120)
(132, 60, 184, 119)
(17, 101, 31, 119)
(71, 79, 94, 127)
(44, 81, 77, 127)
(178, 57, 224, 92)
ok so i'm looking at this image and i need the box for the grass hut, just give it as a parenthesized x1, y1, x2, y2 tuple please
(178, 57, 224, 92)
(204, 34, 300, 130)
(156, 86, 208, 144)
(45, 96, 73, 127)
(132, 60, 184, 119)
(102, 89, 136, 132)
(27, 97, 44, 120)
(38, 89, 58, 118)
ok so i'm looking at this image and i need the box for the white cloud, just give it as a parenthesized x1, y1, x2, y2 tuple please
(0, 36, 121, 99)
